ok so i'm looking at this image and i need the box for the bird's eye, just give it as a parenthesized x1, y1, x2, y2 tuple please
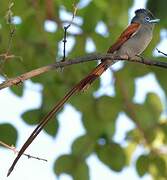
(145, 16, 150, 21)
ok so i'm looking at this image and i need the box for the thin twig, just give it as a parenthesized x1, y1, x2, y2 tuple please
(62, 4, 77, 61)
(5, 1, 14, 24)
(0, 53, 167, 91)
(0, 54, 22, 61)
(0, 140, 47, 162)
(0, 1, 20, 67)
(62, 20, 80, 27)
(156, 48, 167, 57)
(5, 1, 16, 56)
(6, 27, 16, 55)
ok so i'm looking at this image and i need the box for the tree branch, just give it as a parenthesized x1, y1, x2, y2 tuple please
(62, 4, 77, 61)
(0, 53, 167, 91)
(156, 48, 167, 57)
(0, 140, 47, 162)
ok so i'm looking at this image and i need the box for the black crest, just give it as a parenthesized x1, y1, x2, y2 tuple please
(135, 9, 155, 19)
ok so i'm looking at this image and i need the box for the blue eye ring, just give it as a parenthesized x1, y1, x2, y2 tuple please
(145, 16, 150, 21)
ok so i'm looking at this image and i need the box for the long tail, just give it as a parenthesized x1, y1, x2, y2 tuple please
(7, 60, 110, 176)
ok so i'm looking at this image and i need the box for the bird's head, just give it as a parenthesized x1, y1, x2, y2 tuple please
(131, 9, 160, 25)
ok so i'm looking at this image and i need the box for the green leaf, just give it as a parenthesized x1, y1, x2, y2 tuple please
(82, 2, 102, 33)
(22, 109, 41, 125)
(44, 117, 58, 137)
(153, 66, 167, 97)
(22, 108, 58, 137)
(115, 67, 135, 100)
(147, 0, 167, 27)
(72, 134, 95, 158)
(125, 93, 163, 143)
(159, 121, 167, 143)
(123, 63, 150, 78)
(133, 93, 162, 131)
(54, 154, 89, 180)
(73, 161, 89, 180)
(136, 154, 150, 177)
(94, 0, 108, 11)
(125, 142, 137, 165)
(70, 35, 86, 57)
(97, 96, 120, 120)
(96, 96, 120, 137)
(102, 0, 133, 27)
(136, 154, 167, 178)
(145, 92, 163, 118)
(10, 84, 24, 97)
(149, 155, 167, 178)
(92, 33, 109, 52)
(54, 155, 75, 176)
(96, 143, 126, 171)
(81, 96, 120, 138)
(0, 123, 18, 146)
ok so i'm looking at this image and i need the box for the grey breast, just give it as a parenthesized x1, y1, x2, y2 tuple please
(117, 24, 153, 58)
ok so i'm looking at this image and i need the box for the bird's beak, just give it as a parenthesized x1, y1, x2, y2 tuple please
(149, 19, 160, 23)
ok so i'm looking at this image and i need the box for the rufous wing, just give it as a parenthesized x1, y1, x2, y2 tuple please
(78, 23, 141, 91)
(107, 22, 140, 53)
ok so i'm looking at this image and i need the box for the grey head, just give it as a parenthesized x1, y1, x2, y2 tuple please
(131, 9, 160, 25)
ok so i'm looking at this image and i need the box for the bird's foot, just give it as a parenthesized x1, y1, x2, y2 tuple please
(136, 55, 144, 63)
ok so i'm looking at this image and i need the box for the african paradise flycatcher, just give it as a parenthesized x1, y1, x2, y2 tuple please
(7, 9, 160, 176)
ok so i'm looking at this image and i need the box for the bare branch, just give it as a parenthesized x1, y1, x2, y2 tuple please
(61, 20, 81, 27)
(62, 4, 78, 61)
(0, 1, 21, 70)
(156, 48, 167, 57)
(0, 53, 167, 91)
(4, 1, 16, 56)
(5, 1, 14, 24)
(0, 140, 47, 162)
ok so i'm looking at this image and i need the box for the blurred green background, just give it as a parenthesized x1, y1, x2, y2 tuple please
(0, 0, 167, 179)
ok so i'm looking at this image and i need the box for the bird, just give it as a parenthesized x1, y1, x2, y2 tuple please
(7, 9, 160, 176)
